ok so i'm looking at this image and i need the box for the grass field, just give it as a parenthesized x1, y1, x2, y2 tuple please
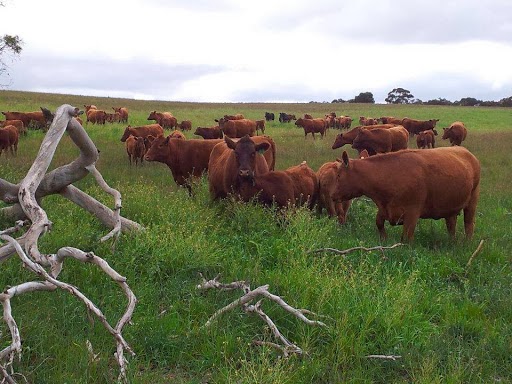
(1, 90, 511, 383)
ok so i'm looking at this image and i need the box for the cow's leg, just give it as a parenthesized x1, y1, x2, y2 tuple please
(401, 212, 419, 242)
(463, 186, 480, 239)
(445, 215, 457, 238)
(336, 200, 351, 224)
(376, 211, 387, 239)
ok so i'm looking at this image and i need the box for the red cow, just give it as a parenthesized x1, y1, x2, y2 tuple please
(177, 120, 192, 131)
(359, 116, 379, 126)
(194, 126, 223, 139)
(304, 113, 313, 119)
(335, 116, 353, 130)
(112, 107, 129, 123)
(215, 118, 256, 138)
(120, 124, 164, 142)
(223, 114, 245, 120)
(0, 125, 19, 156)
(416, 129, 436, 149)
(442, 121, 467, 146)
(401, 118, 439, 135)
(0, 119, 26, 136)
(147, 111, 177, 129)
(284, 161, 318, 208)
(379, 116, 403, 125)
(295, 117, 327, 139)
(351, 125, 409, 155)
(169, 130, 186, 139)
(255, 119, 265, 134)
(1, 111, 47, 130)
(317, 161, 352, 224)
(208, 135, 271, 200)
(125, 135, 146, 165)
(331, 147, 481, 241)
(331, 124, 396, 150)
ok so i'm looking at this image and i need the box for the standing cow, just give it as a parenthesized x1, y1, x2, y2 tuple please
(442, 122, 467, 146)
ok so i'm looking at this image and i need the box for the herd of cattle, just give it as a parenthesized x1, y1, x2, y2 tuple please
(0, 106, 478, 241)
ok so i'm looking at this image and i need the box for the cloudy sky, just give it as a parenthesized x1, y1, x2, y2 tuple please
(1, 0, 512, 103)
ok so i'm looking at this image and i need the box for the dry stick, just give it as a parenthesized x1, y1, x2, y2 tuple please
(366, 354, 402, 361)
(308, 243, 404, 256)
(464, 239, 485, 277)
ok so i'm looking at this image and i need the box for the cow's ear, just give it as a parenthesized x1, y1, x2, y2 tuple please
(342, 151, 350, 167)
(256, 142, 270, 154)
(225, 136, 236, 150)
(359, 149, 369, 159)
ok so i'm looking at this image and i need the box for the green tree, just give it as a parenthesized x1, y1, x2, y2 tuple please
(385, 87, 414, 104)
(351, 92, 374, 103)
(1, 2, 23, 86)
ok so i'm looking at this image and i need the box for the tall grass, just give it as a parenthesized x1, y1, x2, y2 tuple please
(0, 90, 511, 383)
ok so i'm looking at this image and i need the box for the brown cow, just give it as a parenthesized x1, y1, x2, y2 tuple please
(169, 130, 186, 139)
(0, 125, 19, 156)
(85, 106, 107, 125)
(401, 118, 439, 135)
(359, 116, 379, 126)
(279, 113, 296, 123)
(112, 107, 129, 123)
(416, 129, 436, 149)
(223, 114, 245, 120)
(442, 122, 467, 146)
(0, 119, 26, 136)
(208, 135, 271, 200)
(379, 116, 403, 125)
(145, 136, 224, 192)
(331, 124, 396, 150)
(1, 111, 47, 130)
(304, 113, 313, 119)
(352, 125, 409, 155)
(147, 111, 177, 129)
(194, 126, 223, 139)
(255, 119, 265, 134)
(331, 147, 481, 241)
(125, 135, 146, 165)
(284, 161, 318, 208)
(215, 118, 256, 138)
(177, 120, 192, 131)
(335, 116, 352, 130)
(295, 117, 327, 139)
(120, 124, 164, 142)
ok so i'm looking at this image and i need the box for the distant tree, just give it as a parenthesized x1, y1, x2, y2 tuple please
(331, 98, 346, 103)
(457, 97, 481, 106)
(425, 98, 452, 106)
(385, 88, 414, 104)
(351, 92, 374, 103)
(480, 100, 499, 107)
(0, 3, 23, 86)
(411, 98, 423, 105)
(499, 96, 512, 107)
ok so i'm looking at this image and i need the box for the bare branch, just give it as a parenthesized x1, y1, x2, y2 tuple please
(366, 354, 402, 361)
(464, 239, 484, 277)
(308, 243, 404, 256)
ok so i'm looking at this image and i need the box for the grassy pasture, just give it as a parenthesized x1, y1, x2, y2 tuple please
(1, 90, 512, 383)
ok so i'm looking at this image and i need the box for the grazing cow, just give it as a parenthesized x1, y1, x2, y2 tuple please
(208, 135, 274, 200)
(279, 113, 296, 123)
(401, 118, 439, 135)
(255, 119, 265, 134)
(331, 147, 481, 241)
(331, 124, 396, 150)
(194, 126, 223, 139)
(105, 112, 120, 123)
(1, 110, 47, 130)
(295, 117, 327, 139)
(264, 112, 275, 121)
(145, 136, 224, 192)
(359, 116, 379, 126)
(125, 135, 146, 165)
(223, 114, 245, 120)
(379, 116, 403, 125)
(0, 119, 26, 136)
(351, 125, 409, 155)
(177, 120, 192, 131)
(215, 118, 256, 138)
(120, 124, 164, 142)
(442, 121, 467, 146)
(84, 106, 107, 125)
(147, 111, 177, 129)
(112, 107, 129, 123)
(284, 161, 318, 208)
(416, 129, 436, 149)
(335, 116, 353, 130)
(0, 125, 19, 156)
(169, 130, 186, 139)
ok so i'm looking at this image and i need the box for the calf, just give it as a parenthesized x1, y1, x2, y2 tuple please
(194, 126, 223, 139)
(0, 119, 26, 136)
(169, 130, 186, 139)
(264, 112, 275, 121)
(295, 117, 327, 139)
(125, 135, 146, 165)
(177, 120, 192, 131)
(284, 161, 318, 208)
(331, 147, 481, 241)
(0, 125, 19, 156)
(416, 129, 436, 149)
(351, 125, 409, 155)
(442, 121, 467, 146)
(255, 119, 265, 134)
(112, 107, 129, 123)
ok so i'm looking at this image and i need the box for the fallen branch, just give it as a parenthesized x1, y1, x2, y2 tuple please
(464, 239, 484, 277)
(366, 354, 402, 361)
(308, 243, 404, 256)
(198, 274, 327, 357)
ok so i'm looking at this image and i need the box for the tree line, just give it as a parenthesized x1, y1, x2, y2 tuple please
(324, 88, 512, 107)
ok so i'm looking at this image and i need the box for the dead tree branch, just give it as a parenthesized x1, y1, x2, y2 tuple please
(308, 243, 404, 256)
(464, 239, 484, 277)
(198, 274, 327, 357)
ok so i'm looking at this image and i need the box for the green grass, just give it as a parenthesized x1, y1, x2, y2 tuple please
(1, 90, 512, 383)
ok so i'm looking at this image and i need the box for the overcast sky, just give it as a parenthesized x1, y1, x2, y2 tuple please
(1, 0, 512, 103)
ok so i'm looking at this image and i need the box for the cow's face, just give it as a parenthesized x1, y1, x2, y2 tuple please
(120, 127, 133, 142)
(351, 129, 370, 151)
(226, 136, 269, 179)
(147, 111, 156, 120)
(441, 127, 450, 140)
(144, 135, 170, 162)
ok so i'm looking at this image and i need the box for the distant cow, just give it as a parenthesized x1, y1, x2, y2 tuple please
(177, 120, 192, 131)
(279, 113, 296, 123)
(125, 135, 146, 165)
(331, 124, 397, 150)
(401, 118, 439, 135)
(194, 126, 223, 139)
(169, 130, 186, 139)
(255, 119, 265, 134)
(335, 116, 352, 130)
(304, 113, 313, 119)
(2, 110, 47, 130)
(223, 114, 245, 120)
(442, 121, 467, 146)
(351, 125, 409, 155)
(112, 107, 129, 123)
(359, 116, 379, 126)
(147, 111, 177, 129)
(295, 117, 327, 139)
(416, 129, 436, 149)
(264, 112, 275, 121)
(84, 105, 107, 125)
(0, 119, 26, 136)
(379, 116, 403, 125)
(215, 118, 256, 138)
(208, 135, 272, 201)
(331, 147, 481, 241)
(120, 124, 164, 142)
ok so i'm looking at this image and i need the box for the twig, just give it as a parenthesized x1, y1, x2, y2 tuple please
(309, 243, 404, 256)
(464, 239, 484, 277)
(366, 354, 402, 361)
